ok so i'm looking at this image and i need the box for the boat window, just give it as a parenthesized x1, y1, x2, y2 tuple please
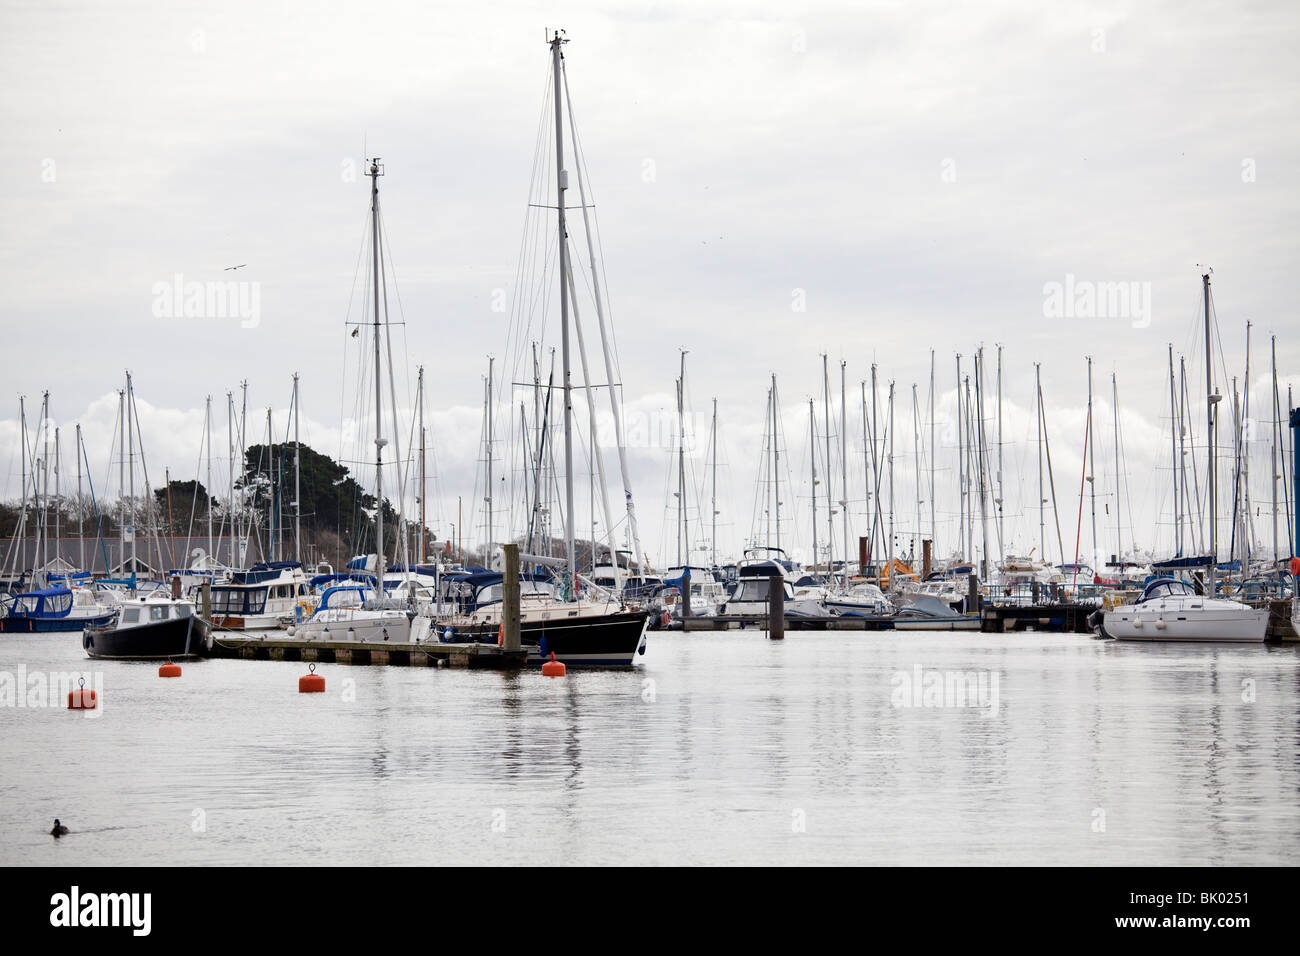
(175, 604, 192, 618)
(121, 608, 140, 625)
(151, 605, 168, 621)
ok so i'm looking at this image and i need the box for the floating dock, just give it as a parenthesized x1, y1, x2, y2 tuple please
(209, 633, 528, 668)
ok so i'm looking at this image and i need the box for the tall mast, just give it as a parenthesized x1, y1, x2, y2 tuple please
(550, 30, 576, 589)
(1035, 363, 1044, 558)
(1112, 372, 1122, 565)
(205, 395, 214, 561)
(41, 391, 50, 572)
(975, 350, 989, 578)
(1181, 357, 1203, 553)
(955, 355, 964, 558)
(560, 58, 645, 573)
(912, 383, 921, 566)
(861, 381, 870, 573)
(418, 366, 426, 564)
(677, 349, 688, 566)
(76, 424, 84, 572)
(486, 356, 495, 564)
(870, 364, 880, 561)
(1272, 336, 1283, 560)
(710, 397, 718, 569)
(764, 374, 774, 554)
(265, 407, 274, 561)
(887, 380, 896, 569)
(1204, 272, 1217, 594)
(292, 375, 301, 565)
(368, 157, 386, 585)
(54, 424, 61, 569)
(928, 350, 936, 555)
(840, 360, 849, 581)
(1240, 360, 1252, 568)
(822, 354, 833, 577)
(809, 399, 818, 575)
(995, 344, 1004, 561)
(1169, 346, 1181, 556)
(226, 393, 235, 566)
(1086, 357, 1097, 569)
(126, 372, 136, 584)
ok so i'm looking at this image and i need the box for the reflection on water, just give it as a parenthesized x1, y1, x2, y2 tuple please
(1, 631, 1297, 865)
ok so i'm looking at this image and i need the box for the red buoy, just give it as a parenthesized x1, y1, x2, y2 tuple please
(159, 661, 182, 678)
(1290, 556, 1300, 578)
(67, 678, 97, 710)
(299, 661, 326, 693)
(541, 651, 566, 678)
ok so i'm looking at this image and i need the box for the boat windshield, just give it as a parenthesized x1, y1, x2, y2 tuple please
(1139, 579, 1197, 602)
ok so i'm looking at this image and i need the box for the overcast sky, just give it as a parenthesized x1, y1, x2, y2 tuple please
(1, 0, 1297, 572)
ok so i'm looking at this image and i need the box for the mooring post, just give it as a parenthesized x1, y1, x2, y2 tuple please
(171, 575, 182, 600)
(503, 543, 521, 652)
(768, 575, 785, 640)
(681, 566, 692, 618)
(201, 580, 211, 621)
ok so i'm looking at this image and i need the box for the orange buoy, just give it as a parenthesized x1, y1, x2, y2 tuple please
(299, 661, 326, 693)
(159, 661, 182, 678)
(67, 678, 97, 710)
(497, 621, 504, 646)
(1291, 556, 1300, 578)
(541, 651, 566, 678)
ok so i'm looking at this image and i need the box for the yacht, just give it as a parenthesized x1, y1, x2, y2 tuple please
(207, 561, 309, 630)
(289, 583, 412, 643)
(83, 592, 212, 660)
(1099, 577, 1268, 643)
(0, 586, 116, 632)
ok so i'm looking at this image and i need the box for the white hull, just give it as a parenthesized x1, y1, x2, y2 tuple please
(292, 611, 412, 643)
(1104, 606, 1269, 643)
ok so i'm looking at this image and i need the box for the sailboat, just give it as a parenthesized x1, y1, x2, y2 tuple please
(411, 33, 649, 665)
(1102, 273, 1268, 642)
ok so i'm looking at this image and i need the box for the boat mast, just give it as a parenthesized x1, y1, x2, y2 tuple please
(955, 354, 964, 558)
(912, 383, 921, 566)
(1168, 346, 1181, 556)
(1112, 373, 1122, 566)
(40, 391, 50, 573)
(822, 354, 833, 577)
(205, 395, 214, 562)
(887, 380, 896, 570)
(293, 375, 301, 566)
(677, 349, 687, 566)
(1181, 357, 1203, 552)
(1242, 322, 1253, 568)
(549, 31, 577, 590)
(75, 421, 83, 572)
(1086, 357, 1097, 570)
(809, 399, 818, 575)
(996, 344, 1004, 562)
(1273, 335, 1286, 559)
(1204, 272, 1217, 595)
(840, 360, 849, 581)
(54, 425, 61, 570)
(418, 365, 425, 564)
(126, 373, 136, 585)
(486, 356, 495, 566)
(861, 381, 870, 574)
(1036, 363, 1044, 558)
(772, 373, 780, 551)
(226, 392, 235, 566)
(368, 157, 386, 587)
(975, 350, 989, 579)
(711, 397, 718, 570)
(560, 59, 646, 574)
(928, 350, 936, 556)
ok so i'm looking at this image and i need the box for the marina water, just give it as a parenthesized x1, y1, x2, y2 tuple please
(3, 631, 1298, 865)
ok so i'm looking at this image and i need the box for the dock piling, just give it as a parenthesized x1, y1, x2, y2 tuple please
(768, 577, 785, 640)
(503, 543, 521, 652)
